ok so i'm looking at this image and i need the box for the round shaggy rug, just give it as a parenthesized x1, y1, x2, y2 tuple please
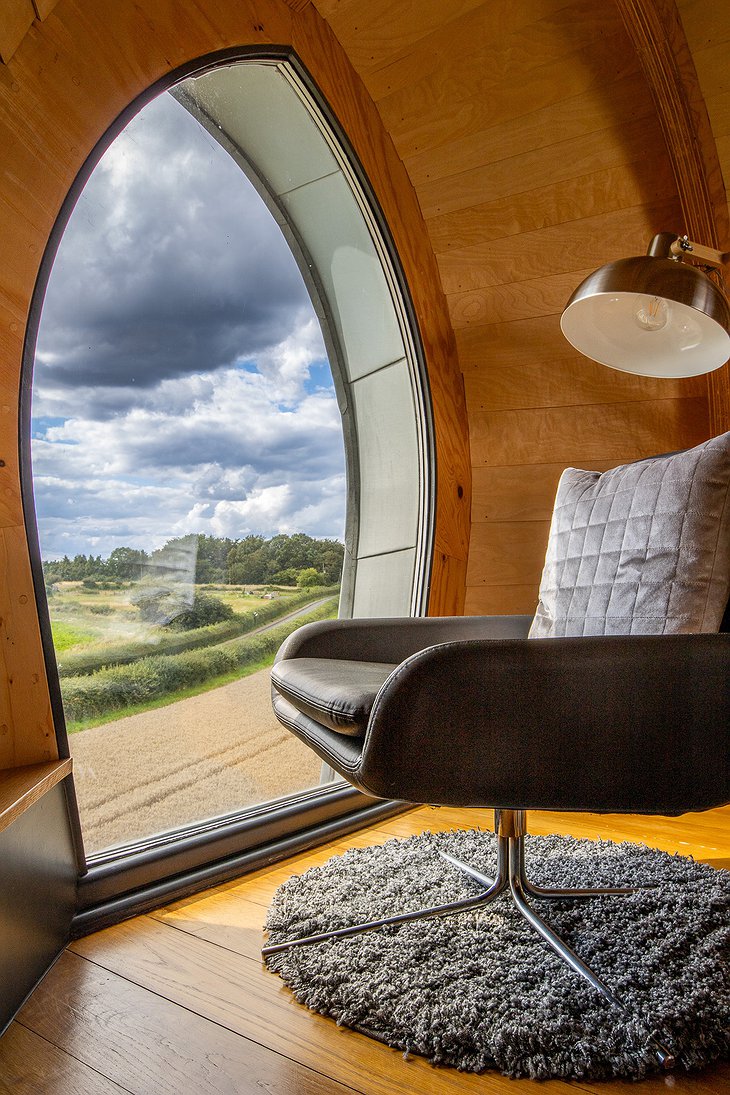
(264, 829, 730, 1081)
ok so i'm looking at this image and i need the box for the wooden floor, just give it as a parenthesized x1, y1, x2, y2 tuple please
(1, 804, 729, 1094)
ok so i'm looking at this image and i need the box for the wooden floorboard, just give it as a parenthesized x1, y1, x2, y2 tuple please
(2, 805, 729, 1094)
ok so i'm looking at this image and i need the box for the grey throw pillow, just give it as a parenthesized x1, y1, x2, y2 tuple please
(529, 432, 730, 637)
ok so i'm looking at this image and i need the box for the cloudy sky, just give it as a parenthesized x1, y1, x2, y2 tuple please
(32, 88, 346, 561)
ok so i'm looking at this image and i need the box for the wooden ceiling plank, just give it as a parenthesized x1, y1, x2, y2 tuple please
(31, 0, 59, 19)
(447, 267, 596, 328)
(312, 0, 486, 71)
(405, 72, 657, 189)
(426, 160, 678, 254)
(379, 28, 639, 160)
(361, 0, 575, 102)
(377, 0, 625, 132)
(436, 200, 678, 295)
(418, 118, 669, 221)
(0, 0, 35, 64)
(702, 88, 730, 138)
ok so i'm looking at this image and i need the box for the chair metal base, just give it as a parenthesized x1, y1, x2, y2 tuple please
(262, 809, 675, 1070)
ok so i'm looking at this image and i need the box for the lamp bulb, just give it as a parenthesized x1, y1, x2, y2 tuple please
(634, 295, 669, 332)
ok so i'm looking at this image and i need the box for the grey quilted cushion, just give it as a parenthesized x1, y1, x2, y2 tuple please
(529, 432, 730, 637)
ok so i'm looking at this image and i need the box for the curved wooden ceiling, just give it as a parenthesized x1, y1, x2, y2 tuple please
(0, 0, 727, 766)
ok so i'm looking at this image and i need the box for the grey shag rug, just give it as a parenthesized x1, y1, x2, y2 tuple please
(264, 829, 730, 1081)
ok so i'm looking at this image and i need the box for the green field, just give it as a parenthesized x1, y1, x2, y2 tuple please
(46, 580, 339, 729)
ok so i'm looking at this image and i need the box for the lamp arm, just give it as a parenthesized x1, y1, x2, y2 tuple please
(669, 235, 730, 267)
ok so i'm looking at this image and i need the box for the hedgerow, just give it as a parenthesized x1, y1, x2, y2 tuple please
(61, 597, 337, 723)
(57, 586, 338, 677)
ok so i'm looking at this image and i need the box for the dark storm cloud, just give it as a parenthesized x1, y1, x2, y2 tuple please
(35, 91, 311, 398)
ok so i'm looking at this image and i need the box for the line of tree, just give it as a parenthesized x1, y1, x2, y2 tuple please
(43, 532, 345, 587)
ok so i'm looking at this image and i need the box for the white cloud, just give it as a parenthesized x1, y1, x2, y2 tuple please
(31, 84, 346, 559)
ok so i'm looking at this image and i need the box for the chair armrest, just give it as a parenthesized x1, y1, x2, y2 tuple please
(274, 614, 533, 665)
(359, 632, 730, 816)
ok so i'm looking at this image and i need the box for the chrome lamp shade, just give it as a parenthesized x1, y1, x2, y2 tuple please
(561, 234, 730, 378)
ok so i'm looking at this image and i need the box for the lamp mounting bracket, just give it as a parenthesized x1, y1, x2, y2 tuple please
(667, 233, 729, 268)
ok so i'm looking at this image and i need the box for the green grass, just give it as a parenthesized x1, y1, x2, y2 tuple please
(65, 653, 277, 733)
(63, 596, 338, 732)
(51, 620, 97, 651)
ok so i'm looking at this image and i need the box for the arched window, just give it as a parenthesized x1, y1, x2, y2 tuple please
(23, 51, 433, 913)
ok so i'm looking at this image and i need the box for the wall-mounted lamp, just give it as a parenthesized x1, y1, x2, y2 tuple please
(560, 232, 730, 378)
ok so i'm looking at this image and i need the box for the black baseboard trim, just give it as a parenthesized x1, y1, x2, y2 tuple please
(72, 797, 409, 937)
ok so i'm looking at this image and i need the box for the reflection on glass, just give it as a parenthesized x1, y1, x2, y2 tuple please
(32, 70, 346, 856)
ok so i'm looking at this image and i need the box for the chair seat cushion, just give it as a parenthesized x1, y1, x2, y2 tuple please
(530, 431, 730, 637)
(270, 658, 397, 737)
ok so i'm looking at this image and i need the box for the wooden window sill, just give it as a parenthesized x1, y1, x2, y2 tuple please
(0, 759, 73, 834)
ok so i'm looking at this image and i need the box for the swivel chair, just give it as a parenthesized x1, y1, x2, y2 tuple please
(265, 434, 730, 1069)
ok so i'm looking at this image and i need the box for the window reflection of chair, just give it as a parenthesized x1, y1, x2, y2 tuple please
(265, 434, 730, 1069)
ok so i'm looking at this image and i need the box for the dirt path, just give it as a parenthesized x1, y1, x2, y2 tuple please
(70, 665, 323, 855)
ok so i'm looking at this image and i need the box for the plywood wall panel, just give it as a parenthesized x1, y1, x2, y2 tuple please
(464, 358, 705, 414)
(419, 119, 669, 221)
(436, 201, 679, 295)
(405, 72, 658, 190)
(465, 520, 551, 589)
(470, 398, 709, 468)
(315, 0, 719, 615)
(315, 0, 487, 71)
(465, 583, 540, 616)
(0, 0, 34, 64)
(448, 268, 596, 328)
(426, 160, 678, 256)
(379, 30, 640, 164)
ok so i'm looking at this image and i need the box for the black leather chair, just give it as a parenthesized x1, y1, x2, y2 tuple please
(265, 439, 730, 1070)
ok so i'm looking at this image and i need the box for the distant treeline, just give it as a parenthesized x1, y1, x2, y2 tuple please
(43, 532, 345, 586)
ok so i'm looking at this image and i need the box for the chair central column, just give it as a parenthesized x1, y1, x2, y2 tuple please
(494, 808, 526, 838)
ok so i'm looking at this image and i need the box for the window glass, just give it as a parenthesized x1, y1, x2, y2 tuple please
(33, 85, 346, 856)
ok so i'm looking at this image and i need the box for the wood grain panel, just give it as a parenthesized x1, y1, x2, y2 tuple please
(464, 355, 705, 413)
(0, 758, 71, 831)
(465, 520, 550, 588)
(426, 159, 678, 256)
(449, 268, 596, 329)
(376, 2, 630, 143)
(0, 0, 34, 64)
(471, 464, 569, 523)
(419, 118, 669, 221)
(406, 72, 657, 189)
(464, 583, 540, 616)
(618, 0, 730, 436)
(32, 0, 59, 17)
(380, 28, 641, 163)
(312, 0, 488, 72)
(470, 397, 709, 468)
(427, 546, 469, 617)
(436, 201, 679, 295)
(0, 524, 55, 767)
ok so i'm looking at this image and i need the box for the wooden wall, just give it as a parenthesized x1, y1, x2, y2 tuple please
(676, 0, 730, 426)
(312, 0, 727, 615)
